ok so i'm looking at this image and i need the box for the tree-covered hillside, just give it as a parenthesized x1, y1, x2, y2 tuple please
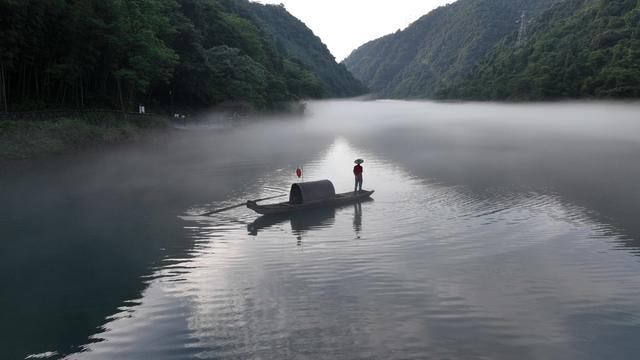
(343, 0, 557, 98)
(0, 0, 364, 112)
(439, 0, 640, 100)
(249, 3, 366, 98)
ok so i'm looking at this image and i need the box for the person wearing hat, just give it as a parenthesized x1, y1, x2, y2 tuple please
(353, 159, 364, 192)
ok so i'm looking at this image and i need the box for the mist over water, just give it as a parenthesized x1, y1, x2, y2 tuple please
(2, 100, 640, 359)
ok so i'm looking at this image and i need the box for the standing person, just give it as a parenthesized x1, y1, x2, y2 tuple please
(353, 159, 364, 192)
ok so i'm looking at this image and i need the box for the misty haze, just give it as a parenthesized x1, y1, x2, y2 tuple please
(3, 0, 640, 359)
(3, 100, 640, 359)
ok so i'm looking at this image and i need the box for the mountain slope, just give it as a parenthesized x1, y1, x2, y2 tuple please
(439, 0, 640, 100)
(0, 0, 364, 112)
(343, 0, 557, 98)
(248, 3, 366, 97)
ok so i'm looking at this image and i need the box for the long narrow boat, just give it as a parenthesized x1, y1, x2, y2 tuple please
(246, 180, 374, 215)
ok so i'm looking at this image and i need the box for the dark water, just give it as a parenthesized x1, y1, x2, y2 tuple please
(2, 100, 640, 359)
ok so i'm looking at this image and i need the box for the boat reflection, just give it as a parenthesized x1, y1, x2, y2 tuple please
(353, 201, 362, 239)
(247, 199, 372, 240)
(248, 207, 335, 238)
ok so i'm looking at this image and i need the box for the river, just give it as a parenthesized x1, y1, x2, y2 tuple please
(2, 100, 640, 359)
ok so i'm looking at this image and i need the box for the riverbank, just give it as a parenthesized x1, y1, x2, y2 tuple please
(0, 113, 170, 159)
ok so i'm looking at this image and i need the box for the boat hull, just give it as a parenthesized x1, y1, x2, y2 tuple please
(247, 190, 374, 215)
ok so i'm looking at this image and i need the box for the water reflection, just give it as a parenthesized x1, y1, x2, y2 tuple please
(353, 201, 362, 238)
(247, 199, 372, 242)
(5, 100, 640, 360)
(248, 207, 336, 237)
(0, 120, 334, 359)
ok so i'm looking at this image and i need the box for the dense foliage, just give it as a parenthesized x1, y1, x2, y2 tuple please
(343, 0, 557, 98)
(249, 4, 366, 98)
(0, 0, 364, 112)
(440, 0, 640, 100)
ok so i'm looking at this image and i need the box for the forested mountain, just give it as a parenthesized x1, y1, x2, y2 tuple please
(249, 4, 365, 97)
(440, 0, 640, 100)
(0, 0, 364, 112)
(343, 0, 558, 98)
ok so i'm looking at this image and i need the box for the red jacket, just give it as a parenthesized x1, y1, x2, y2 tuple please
(353, 164, 363, 177)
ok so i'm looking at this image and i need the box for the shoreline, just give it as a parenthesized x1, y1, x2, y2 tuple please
(0, 113, 171, 160)
(0, 102, 307, 160)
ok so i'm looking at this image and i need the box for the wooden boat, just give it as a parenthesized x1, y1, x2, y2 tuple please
(246, 180, 374, 215)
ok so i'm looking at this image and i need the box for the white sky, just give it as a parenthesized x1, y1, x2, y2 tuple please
(257, 0, 453, 61)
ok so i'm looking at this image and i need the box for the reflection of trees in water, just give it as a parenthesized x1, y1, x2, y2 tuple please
(0, 204, 193, 360)
(0, 124, 336, 359)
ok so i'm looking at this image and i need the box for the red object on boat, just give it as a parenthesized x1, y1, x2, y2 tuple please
(296, 168, 302, 178)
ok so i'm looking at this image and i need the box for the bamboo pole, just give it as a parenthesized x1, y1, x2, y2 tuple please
(199, 194, 287, 216)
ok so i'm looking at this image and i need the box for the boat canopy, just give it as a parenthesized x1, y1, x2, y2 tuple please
(289, 180, 336, 204)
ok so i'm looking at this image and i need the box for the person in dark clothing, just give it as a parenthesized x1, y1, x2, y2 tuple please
(353, 159, 363, 192)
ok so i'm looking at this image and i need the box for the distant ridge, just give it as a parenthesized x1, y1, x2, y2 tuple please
(342, 0, 559, 98)
(249, 3, 367, 98)
(440, 0, 640, 100)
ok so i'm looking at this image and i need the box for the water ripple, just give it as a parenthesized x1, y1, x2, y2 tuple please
(67, 138, 640, 360)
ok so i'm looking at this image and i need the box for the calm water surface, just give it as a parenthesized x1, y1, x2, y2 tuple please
(2, 100, 640, 359)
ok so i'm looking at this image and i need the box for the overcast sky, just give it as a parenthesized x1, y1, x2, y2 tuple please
(258, 0, 453, 61)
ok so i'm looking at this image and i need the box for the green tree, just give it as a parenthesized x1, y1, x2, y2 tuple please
(109, 0, 178, 111)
